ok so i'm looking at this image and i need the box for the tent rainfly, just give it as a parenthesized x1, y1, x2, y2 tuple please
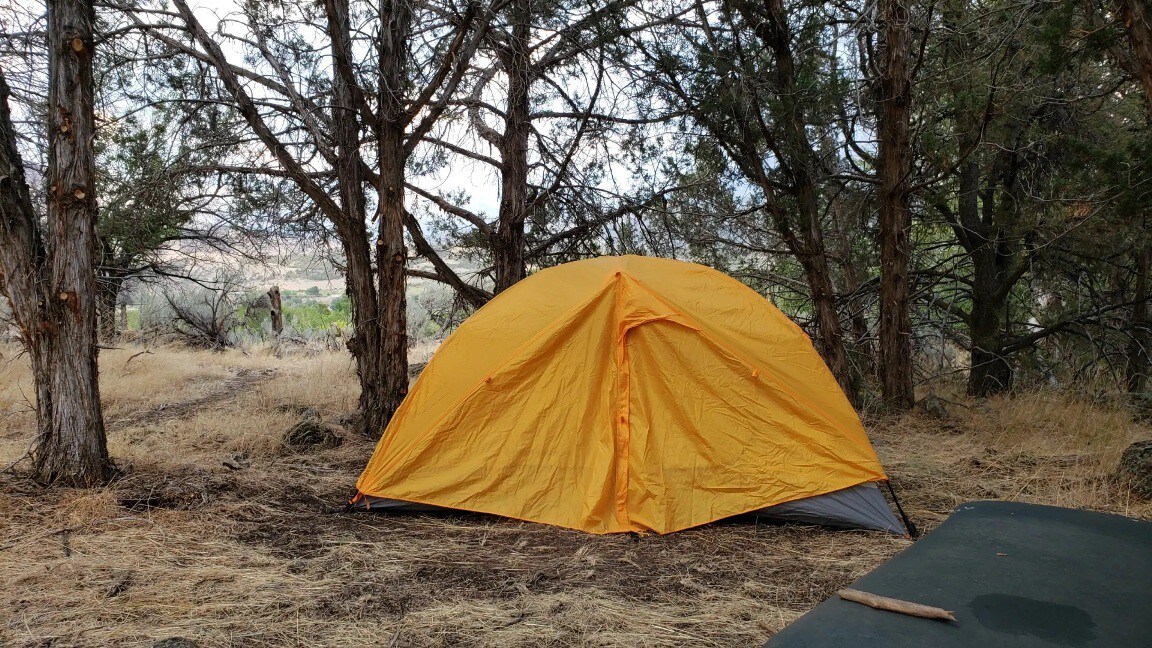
(351, 255, 906, 535)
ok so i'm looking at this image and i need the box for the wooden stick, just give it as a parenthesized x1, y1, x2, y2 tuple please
(838, 588, 956, 622)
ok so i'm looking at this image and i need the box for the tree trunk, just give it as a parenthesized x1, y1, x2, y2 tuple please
(493, 218, 526, 294)
(954, 160, 1011, 396)
(322, 0, 392, 436)
(1128, 245, 1151, 393)
(493, 5, 532, 294)
(374, 0, 412, 429)
(0, 78, 41, 329)
(96, 273, 121, 342)
(771, 7, 855, 404)
(0, 0, 112, 486)
(1119, 0, 1152, 393)
(376, 138, 409, 432)
(968, 290, 1013, 396)
(939, 3, 1018, 398)
(793, 235, 856, 403)
(875, 0, 916, 410)
(731, 0, 857, 402)
(832, 200, 875, 375)
(172, 0, 406, 436)
(118, 302, 127, 332)
(267, 285, 283, 336)
(341, 232, 388, 435)
(1118, 0, 1152, 109)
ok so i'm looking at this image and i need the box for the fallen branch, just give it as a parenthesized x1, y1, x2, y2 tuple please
(838, 588, 956, 621)
(121, 349, 153, 372)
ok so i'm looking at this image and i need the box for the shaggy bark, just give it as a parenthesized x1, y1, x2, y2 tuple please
(161, 0, 493, 432)
(0, 0, 112, 486)
(724, 0, 857, 402)
(492, 3, 532, 293)
(1118, 0, 1152, 107)
(875, 0, 916, 409)
(325, 0, 389, 432)
(374, 0, 413, 425)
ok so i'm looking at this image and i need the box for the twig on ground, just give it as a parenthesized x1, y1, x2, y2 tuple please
(838, 588, 956, 621)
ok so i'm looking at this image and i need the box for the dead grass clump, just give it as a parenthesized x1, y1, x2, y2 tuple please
(251, 350, 359, 417)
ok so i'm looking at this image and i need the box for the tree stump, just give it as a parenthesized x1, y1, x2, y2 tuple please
(268, 285, 283, 337)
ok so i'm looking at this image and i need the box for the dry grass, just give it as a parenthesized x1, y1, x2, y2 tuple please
(1, 343, 1149, 647)
(875, 391, 1152, 525)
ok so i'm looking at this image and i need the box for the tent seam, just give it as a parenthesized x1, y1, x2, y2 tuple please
(613, 272, 632, 530)
(626, 276, 868, 449)
(368, 276, 619, 475)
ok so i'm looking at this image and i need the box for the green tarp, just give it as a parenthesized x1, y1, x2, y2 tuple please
(769, 500, 1152, 647)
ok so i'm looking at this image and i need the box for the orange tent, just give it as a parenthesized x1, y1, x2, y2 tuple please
(353, 256, 902, 534)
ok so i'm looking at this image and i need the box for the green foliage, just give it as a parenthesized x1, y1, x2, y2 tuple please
(96, 116, 194, 272)
(284, 302, 349, 331)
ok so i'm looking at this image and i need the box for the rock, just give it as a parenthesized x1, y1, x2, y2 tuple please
(1117, 440, 1152, 499)
(283, 416, 342, 450)
(1129, 393, 1152, 421)
(153, 639, 199, 648)
(105, 569, 133, 598)
(222, 452, 251, 471)
(917, 393, 950, 420)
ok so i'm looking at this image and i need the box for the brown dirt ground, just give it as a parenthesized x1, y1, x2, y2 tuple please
(1, 346, 1149, 647)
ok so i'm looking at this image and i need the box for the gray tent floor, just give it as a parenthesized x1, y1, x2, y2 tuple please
(769, 500, 1152, 647)
(351, 483, 906, 534)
